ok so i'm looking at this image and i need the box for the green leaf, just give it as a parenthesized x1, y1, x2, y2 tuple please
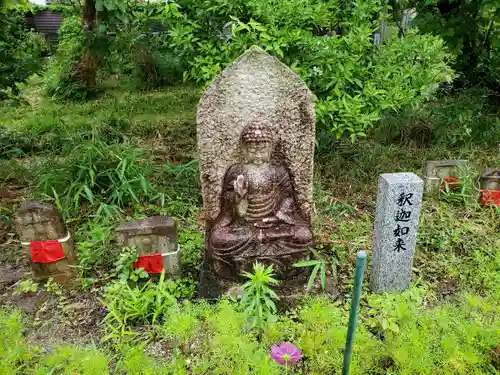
(307, 264, 320, 293)
(320, 263, 326, 290)
(293, 259, 322, 267)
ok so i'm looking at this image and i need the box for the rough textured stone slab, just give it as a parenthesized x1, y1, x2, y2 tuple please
(197, 45, 316, 225)
(370, 173, 424, 293)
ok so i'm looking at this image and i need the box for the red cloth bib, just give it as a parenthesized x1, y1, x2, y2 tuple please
(29, 240, 65, 263)
(480, 190, 500, 206)
(133, 253, 163, 274)
(440, 176, 460, 191)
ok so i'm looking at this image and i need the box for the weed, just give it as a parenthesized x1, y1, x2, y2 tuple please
(35, 136, 154, 217)
(75, 219, 115, 279)
(440, 163, 481, 206)
(152, 160, 201, 210)
(101, 272, 177, 341)
(44, 278, 63, 296)
(0, 309, 37, 374)
(114, 344, 183, 374)
(13, 279, 39, 295)
(158, 301, 200, 347)
(293, 249, 339, 293)
(113, 246, 149, 283)
(361, 287, 499, 374)
(178, 226, 204, 269)
(191, 300, 279, 375)
(378, 87, 500, 147)
(241, 263, 279, 330)
(34, 345, 109, 375)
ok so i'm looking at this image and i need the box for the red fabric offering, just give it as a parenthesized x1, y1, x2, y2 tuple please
(440, 176, 460, 191)
(133, 253, 164, 274)
(29, 240, 65, 263)
(480, 190, 500, 206)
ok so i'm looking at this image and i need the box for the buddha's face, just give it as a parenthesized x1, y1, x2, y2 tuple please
(244, 141, 272, 165)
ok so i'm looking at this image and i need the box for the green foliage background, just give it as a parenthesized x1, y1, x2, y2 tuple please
(175, 0, 454, 140)
(0, 8, 46, 100)
(414, 0, 500, 87)
(38, 0, 454, 140)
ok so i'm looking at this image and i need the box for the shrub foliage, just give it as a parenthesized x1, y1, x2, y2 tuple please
(42, 0, 453, 140)
(0, 8, 45, 100)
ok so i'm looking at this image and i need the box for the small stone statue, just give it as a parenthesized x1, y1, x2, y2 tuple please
(208, 121, 313, 279)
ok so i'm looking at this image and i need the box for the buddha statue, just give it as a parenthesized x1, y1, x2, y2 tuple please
(208, 120, 314, 279)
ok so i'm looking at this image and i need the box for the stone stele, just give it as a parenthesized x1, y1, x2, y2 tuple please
(14, 202, 77, 285)
(370, 173, 424, 293)
(197, 45, 316, 279)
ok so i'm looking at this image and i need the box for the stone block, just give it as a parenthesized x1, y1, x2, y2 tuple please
(370, 173, 424, 293)
(480, 168, 500, 191)
(424, 159, 468, 193)
(14, 202, 77, 285)
(116, 216, 180, 276)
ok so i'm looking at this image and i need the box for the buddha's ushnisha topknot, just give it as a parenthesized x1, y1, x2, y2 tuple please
(240, 120, 273, 143)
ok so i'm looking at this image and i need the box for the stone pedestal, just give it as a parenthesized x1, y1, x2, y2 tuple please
(370, 173, 424, 293)
(116, 216, 180, 276)
(424, 159, 468, 193)
(14, 202, 77, 285)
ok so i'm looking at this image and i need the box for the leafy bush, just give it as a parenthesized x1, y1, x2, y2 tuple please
(41, 0, 453, 138)
(110, 2, 186, 90)
(117, 36, 184, 90)
(0, 9, 46, 100)
(44, 1, 186, 98)
(173, 0, 453, 140)
(43, 15, 102, 101)
(414, 0, 500, 87)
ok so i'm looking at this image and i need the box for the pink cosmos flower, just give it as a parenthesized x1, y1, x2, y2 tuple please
(270, 342, 302, 367)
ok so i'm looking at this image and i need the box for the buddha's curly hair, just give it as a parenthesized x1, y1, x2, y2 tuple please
(240, 120, 273, 143)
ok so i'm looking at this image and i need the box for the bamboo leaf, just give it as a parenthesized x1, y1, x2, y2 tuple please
(293, 259, 322, 267)
(307, 264, 320, 293)
(320, 263, 326, 290)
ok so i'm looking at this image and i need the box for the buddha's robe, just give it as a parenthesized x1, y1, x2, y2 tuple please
(208, 163, 313, 277)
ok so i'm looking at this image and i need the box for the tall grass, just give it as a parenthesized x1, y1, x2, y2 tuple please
(34, 134, 154, 218)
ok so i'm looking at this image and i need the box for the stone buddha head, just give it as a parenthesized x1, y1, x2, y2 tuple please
(240, 120, 274, 166)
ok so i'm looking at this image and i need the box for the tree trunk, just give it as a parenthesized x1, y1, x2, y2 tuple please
(74, 0, 99, 96)
(83, 0, 97, 32)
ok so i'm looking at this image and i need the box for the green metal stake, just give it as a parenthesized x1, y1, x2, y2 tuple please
(342, 250, 367, 375)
